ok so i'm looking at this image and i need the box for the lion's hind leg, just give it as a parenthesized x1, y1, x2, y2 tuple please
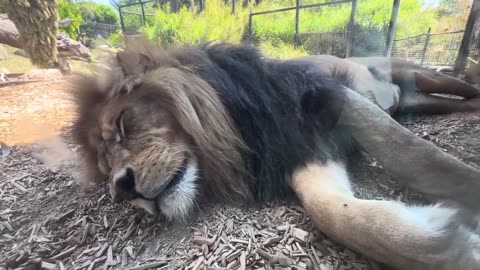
(290, 161, 480, 270)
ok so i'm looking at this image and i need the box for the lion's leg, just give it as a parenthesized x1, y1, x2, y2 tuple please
(337, 88, 480, 210)
(399, 92, 480, 114)
(411, 71, 480, 99)
(291, 161, 479, 270)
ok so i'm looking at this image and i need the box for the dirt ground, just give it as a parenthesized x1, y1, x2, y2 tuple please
(0, 79, 479, 270)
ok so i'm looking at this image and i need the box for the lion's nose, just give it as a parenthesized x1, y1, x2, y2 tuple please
(112, 167, 136, 202)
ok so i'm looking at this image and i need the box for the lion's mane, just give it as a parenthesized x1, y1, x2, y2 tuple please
(71, 40, 352, 203)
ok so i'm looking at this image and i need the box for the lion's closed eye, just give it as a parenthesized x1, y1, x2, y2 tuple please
(115, 110, 127, 142)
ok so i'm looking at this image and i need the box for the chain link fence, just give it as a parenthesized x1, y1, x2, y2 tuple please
(391, 0, 472, 67)
(79, 22, 119, 39)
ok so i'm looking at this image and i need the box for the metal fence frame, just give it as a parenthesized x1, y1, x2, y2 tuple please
(247, 0, 357, 57)
(79, 21, 119, 39)
(110, 0, 480, 73)
(114, 0, 239, 34)
(390, 0, 479, 73)
(115, 0, 156, 34)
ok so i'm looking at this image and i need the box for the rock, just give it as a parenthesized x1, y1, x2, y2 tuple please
(57, 32, 91, 60)
(14, 49, 28, 57)
(0, 45, 8, 60)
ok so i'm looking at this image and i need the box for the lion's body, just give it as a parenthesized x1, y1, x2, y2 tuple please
(72, 41, 480, 269)
(168, 45, 354, 200)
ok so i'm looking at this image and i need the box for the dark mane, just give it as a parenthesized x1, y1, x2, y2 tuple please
(72, 41, 353, 202)
(170, 43, 353, 200)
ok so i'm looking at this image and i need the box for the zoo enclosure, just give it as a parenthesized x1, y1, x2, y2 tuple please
(110, 0, 480, 73)
(79, 22, 119, 39)
(390, 0, 478, 73)
(116, 0, 157, 35)
(247, 0, 358, 57)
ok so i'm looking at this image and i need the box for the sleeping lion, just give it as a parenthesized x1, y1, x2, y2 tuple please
(71, 40, 480, 270)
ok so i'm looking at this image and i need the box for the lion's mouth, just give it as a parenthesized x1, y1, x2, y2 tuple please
(155, 158, 198, 221)
(161, 158, 189, 196)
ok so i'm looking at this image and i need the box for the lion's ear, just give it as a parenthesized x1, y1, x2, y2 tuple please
(116, 50, 154, 76)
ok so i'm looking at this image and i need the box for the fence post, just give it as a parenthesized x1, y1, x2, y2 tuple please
(385, 0, 400, 57)
(119, 7, 126, 34)
(420, 27, 431, 66)
(140, 0, 146, 26)
(232, 0, 236, 14)
(248, 12, 253, 41)
(454, 0, 480, 75)
(345, 0, 358, 57)
(294, 0, 301, 47)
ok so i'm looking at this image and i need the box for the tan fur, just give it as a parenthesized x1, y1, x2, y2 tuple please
(71, 44, 252, 205)
(71, 41, 480, 269)
(295, 55, 480, 115)
(291, 162, 479, 270)
(464, 61, 480, 84)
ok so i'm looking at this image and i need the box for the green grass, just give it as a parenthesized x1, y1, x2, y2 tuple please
(259, 41, 307, 59)
(0, 45, 109, 75)
(0, 45, 35, 74)
(130, 0, 437, 58)
(142, 0, 251, 46)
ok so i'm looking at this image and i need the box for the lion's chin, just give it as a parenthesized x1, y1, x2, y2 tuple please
(156, 161, 199, 221)
(125, 160, 198, 221)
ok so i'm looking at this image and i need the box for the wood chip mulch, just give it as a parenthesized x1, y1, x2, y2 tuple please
(1, 111, 478, 270)
(0, 141, 378, 270)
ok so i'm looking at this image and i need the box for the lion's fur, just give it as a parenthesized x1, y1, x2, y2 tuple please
(71, 40, 352, 204)
(72, 48, 252, 203)
(69, 39, 480, 269)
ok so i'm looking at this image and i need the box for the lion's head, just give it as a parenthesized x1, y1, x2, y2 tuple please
(71, 40, 252, 221)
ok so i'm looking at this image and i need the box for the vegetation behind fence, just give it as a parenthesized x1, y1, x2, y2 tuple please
(56, 0, 478, 69)
(117, 0, 444, 59)
(392, 0, 472, 67)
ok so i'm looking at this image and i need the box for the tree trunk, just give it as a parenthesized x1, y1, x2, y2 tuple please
(0, 0, 58, 68)
(0, 16, 91, 62)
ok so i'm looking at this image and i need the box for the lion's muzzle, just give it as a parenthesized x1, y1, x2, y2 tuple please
(109, 166, 160, 216)
(111, 166, 142, 202)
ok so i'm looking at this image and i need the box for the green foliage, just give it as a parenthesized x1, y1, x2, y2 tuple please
(259, 40, 307, 59)
(246, 0, 437, 56)
(77, 1, 119, 25)
(252, 0, 435, 44)
(58, 0, 83, 39)
(108, 31, 124, 45)
(119, 1, 159, 31)
(135, 0, 456, 58)
(142, 0, 251, 46)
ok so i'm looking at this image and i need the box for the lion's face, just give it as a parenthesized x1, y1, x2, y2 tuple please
(91, 94, 199, 220)
(73, 43, 252, 222)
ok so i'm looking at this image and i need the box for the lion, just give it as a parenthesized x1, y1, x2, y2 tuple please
(71, 40, 480, 270)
